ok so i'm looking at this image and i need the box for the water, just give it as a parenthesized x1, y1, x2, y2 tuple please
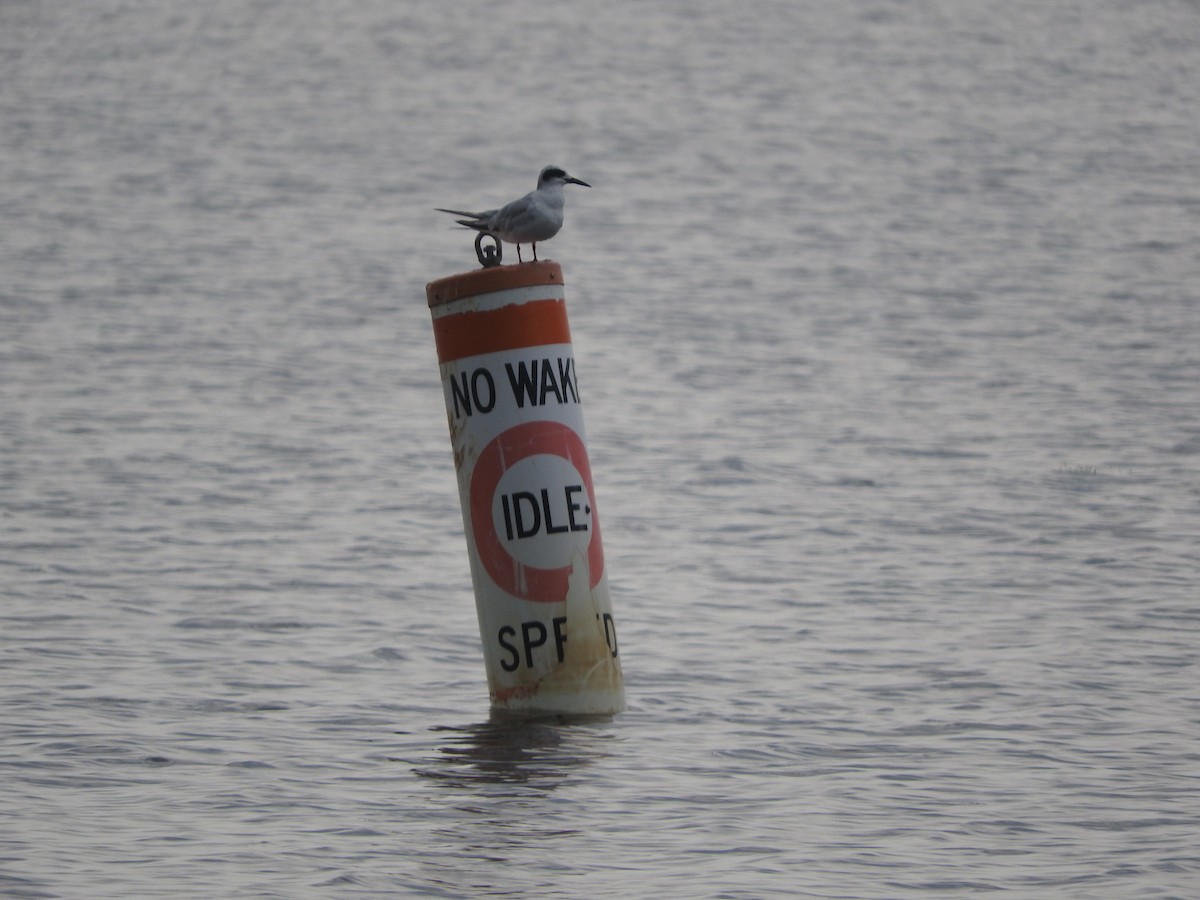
(2, 0, 1198, 896)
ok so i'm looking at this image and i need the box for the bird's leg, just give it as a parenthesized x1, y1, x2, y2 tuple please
(516, 244, 524, 264)
(532, 243, 539, 262)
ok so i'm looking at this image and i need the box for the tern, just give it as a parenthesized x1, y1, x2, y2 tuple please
(437, 165, 590, 263)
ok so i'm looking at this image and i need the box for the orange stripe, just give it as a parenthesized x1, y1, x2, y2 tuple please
(433, 298, 572, 363)
(426, 260, 563, 309)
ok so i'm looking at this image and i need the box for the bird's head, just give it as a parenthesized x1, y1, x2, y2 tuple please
(538, 165, 591, 190)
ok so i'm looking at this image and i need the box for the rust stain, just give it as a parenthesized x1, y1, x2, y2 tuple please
(487, 551, 624, 714)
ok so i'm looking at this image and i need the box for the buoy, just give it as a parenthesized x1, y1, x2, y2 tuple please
(426, 261, 625, 716)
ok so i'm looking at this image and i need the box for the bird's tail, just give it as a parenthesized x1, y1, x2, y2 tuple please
(435, 208, 492, 231)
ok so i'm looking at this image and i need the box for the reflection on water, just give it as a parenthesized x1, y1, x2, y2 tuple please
(414, 713, 616, 791)
(408, 714, 626, 894)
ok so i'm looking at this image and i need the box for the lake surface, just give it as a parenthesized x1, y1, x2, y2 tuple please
(2, 1, 1198, 896)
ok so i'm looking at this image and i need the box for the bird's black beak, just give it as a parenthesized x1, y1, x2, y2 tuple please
(566, 177, 591, 188)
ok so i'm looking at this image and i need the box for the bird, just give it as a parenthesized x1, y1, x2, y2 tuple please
(437, 165, 590, 263)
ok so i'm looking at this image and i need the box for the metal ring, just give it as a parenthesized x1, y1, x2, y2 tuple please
(475, 232, 503, 268)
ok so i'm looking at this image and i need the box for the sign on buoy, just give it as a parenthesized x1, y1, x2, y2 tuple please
(426, 261, 625, 715)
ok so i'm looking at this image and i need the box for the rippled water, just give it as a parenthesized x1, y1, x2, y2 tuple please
(3, 0, 1199, 897)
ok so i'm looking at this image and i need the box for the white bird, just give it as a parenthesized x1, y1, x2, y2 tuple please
(437, 165, 591, 263)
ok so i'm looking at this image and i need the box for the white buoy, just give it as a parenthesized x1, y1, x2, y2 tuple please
(426, 261, 624, 716)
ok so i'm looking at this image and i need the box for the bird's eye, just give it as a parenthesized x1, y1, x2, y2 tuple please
(542, 167, 566, 180)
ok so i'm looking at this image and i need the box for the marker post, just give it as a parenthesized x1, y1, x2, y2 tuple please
(426, 261, 624, 716)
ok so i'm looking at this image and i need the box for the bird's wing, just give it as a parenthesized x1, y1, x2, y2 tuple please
(488, 195, 543, 233)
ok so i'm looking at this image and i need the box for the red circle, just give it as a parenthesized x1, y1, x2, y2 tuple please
(470, 420, 604, 602)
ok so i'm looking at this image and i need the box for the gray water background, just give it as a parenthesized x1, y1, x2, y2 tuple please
(2, 0, 1199, 896)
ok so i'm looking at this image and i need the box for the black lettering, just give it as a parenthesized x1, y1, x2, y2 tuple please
(552, 616, 568, 662)
(471, 367, 495, 413)
(521, 620, 547, 668)
(601, 613, 619, 658)
(505, 360, 538, 408)
(565, 485, 588, 532)
(541, 488, 568, 534)
(450, 367, 495, 418)
(450, 370, 472, 419)
(501, 494, 514, 541)
(557, 357, 578, 403)
(538, 357, 564, 405)
(498, 626, 520, 672)
(511, 491, 541, 538)
(503, 358, 578, 407)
